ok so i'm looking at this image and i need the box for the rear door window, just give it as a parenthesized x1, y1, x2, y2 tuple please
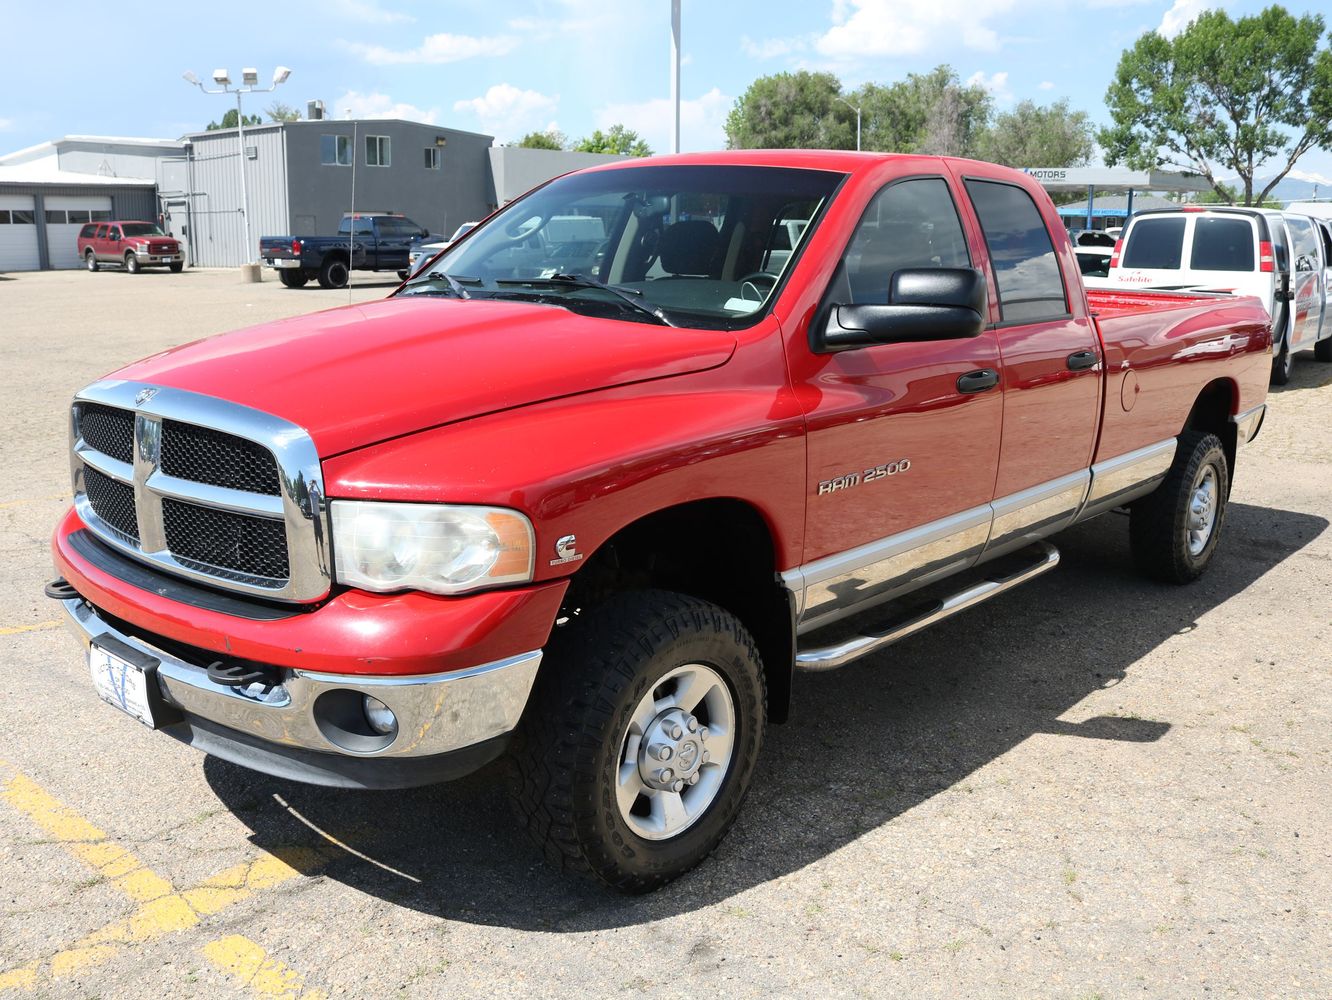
(1190, 217, 1255, 271)
(1122, 217, 1187, 269)
(964, 179, 1067, 323)
(1287, 216, 1322, 272)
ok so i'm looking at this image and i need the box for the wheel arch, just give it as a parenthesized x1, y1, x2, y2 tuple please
(558, 497, 796, 724)
(1182, 377, 1239, 484)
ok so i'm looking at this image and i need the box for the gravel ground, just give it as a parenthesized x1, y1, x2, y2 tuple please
(1, 267, 1329, 999)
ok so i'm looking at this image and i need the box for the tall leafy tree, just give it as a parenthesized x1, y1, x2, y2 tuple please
(725, 71, 854, 150)
(516, 129, 567, 150)
(573, 124, 652, 157)
(1101, 5, 1332, 205)
(978, 99, 1095, 167)
(265, 102, 301, 122)
(206, 109, 262, 131)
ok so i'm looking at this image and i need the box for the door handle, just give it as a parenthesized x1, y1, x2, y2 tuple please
(957, 369, 999, 393)
(1066, 350, 1099, 371)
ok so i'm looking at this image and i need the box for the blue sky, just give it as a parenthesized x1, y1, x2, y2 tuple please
(3, 0, 1330, 184)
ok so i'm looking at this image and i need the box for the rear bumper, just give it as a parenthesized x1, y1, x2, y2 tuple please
(58, 593, 540, 788)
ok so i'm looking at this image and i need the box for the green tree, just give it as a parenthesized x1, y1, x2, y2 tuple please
(573, 124, 652, 157)
(848, 67, 991, 156)
(266, 101, 301, 122)
(725, 71, 854, 150)
(516, 129, 567, 150)
(1195, 182, 1283, 208)
(1101, 5, 1332, 205)
(977, 99, 1094, 167)
(206, 108, 263, 131)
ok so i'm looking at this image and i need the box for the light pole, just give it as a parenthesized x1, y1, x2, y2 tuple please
(835, 96, 862, 152)
(183, 66, 292, 266)
(670, 0, 681, 154)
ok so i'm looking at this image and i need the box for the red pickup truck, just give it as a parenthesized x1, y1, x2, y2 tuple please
(49, 152, 1271, 892)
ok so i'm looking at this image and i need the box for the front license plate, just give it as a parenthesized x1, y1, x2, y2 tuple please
(89, 643, 156, 728)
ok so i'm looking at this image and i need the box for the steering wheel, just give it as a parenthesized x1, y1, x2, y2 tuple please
(737, 271, 778, 302)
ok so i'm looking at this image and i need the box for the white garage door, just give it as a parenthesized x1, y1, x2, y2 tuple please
(45, 195, 114, 269)
(0, 194, 40, 272)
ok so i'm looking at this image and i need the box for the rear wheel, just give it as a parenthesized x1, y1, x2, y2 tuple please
(317, 257, 349, 289)
(1130, 431, 1229, 584)
(85, 251, 99, 272)
(1271, 334, 1292, 385)
(124, 251, 140, 274)
(278, 270, 309, 289)
(508, 590, 766, 893)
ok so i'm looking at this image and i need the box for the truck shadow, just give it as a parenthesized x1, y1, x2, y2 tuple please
(204, 500, 1326, 929)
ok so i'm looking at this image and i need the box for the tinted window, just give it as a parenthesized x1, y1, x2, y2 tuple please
(1286, 216, 1321, 272)
(45, 210, 67, 224)
(1190, 217, 1255, 271)
(95, 224, 108, 239)
(122, 223, 164, 237)
(1122, 217, 1186, 269)
(79, 224, 96, 238)
(842, 177, 971, 304)
(1319, 220, 1332, 262)
(320, 134, 351, 166)
(11, 210, 35, 225)
(1076, 251, 1111, 277)
(379, 217, 423, 237)
(965, 180, 1066, 322)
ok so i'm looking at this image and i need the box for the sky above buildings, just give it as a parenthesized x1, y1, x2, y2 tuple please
(3, 0, 1330, 185)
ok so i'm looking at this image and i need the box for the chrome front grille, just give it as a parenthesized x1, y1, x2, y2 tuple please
(69, 381, 330, 602)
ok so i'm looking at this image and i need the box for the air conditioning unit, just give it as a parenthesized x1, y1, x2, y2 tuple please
(307, 100, 325, 121)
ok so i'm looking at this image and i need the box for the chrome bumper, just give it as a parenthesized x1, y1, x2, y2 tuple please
(60, 597, 541, 761)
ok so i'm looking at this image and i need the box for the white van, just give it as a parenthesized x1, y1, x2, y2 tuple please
(1107, 207, 1331, 383)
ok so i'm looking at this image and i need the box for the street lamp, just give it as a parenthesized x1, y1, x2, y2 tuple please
(183, 65, 293, 266)
(835, 96, 862, 152)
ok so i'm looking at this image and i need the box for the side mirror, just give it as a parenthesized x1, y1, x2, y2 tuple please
(817, 268, 987, 353)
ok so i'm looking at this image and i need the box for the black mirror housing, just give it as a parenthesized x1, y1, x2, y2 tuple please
(817, 268, 987, 353)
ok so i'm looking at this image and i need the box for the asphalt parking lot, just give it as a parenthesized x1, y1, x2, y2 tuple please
(2, 266, 1330, 999)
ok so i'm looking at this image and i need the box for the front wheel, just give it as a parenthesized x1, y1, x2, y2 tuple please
(124, 251, 140, 274)
(168, 261, 184, 273)
(508, 590, 766, 893)
(317, 257, 349, 289)
(1130, 431, 1229, 584)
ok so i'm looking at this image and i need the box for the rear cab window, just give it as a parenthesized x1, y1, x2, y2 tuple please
(964, 179, 1068, 323)
(1189, 217, 1256, 271)
(1123, 217, 1187, 269)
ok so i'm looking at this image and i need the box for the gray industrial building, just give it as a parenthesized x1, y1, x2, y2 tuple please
(1, 124, 624, 271)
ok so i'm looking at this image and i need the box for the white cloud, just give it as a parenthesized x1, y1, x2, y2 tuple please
(336, 90, 439, 124)
(1038, 81, 1055, 91)
(1158, 0, 1210, 38)
(816, 0, 1015, 59)
(330, 0, 413, 23)
(0, 118, 12, 131)
(594, 88, 732, 154)
(968, 70, 1014, 106)
(741, 35, 806, 59)
(346, 33, 518, 65)
(507, 17, 540, 31)
(453, 84, 560, 139)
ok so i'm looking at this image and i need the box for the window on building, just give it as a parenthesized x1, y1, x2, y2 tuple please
(366, 135, 391, 167)
(320, 134, 352, 166)
(45, 210, 68, 224)
(965, 179, 1068, 323)
(0, 211, 11, 224)
(424, 146, 440, 169)
(90, 210, 111, 222)
(10, 209, 35, 225)
(67, 209, 93, 224)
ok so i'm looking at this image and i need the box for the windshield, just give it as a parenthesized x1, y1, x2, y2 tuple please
(400, 164, 843, 328)
(122, 223, 165, 237)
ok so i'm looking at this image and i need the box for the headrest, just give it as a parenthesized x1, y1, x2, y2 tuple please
(660, 220, 721, 276)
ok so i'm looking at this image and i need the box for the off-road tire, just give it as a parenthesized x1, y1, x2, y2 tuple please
(85, 251, 99, 272)
(317, 257, 349, 289)
(1130, 431, 1229, 584)
(124, 251, 140, 274)
(508, 590, 766, 893)
(278, 269, 309, 289)
(168, 261, 184, 273)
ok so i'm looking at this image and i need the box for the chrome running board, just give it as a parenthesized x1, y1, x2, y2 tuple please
(794, 542, 1060, 672)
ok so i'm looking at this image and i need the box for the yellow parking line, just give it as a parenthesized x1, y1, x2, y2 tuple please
(203, 936, 327, 1000)
(0, 621, 61, 636)
(0, 767, 326, 989)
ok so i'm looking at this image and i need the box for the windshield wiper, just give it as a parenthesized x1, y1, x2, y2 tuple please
(402, 271, 474, 299)
(498, 274, 675, 327)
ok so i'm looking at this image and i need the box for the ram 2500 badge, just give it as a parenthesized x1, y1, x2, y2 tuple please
(50, 152, 1271, 892)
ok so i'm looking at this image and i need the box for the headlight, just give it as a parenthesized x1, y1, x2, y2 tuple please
(331, 500, 534, 595)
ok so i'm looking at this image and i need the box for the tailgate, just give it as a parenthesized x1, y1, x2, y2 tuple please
(259, 237, 300, 260)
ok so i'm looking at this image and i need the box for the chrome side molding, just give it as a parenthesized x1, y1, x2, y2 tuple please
(795, 542, 1060, 672)
(1232, 403, 1266, 445)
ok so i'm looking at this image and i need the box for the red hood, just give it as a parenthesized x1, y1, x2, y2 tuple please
(109, 297, 737, 456)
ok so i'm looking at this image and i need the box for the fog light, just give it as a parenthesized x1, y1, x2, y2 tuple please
(363, 695, 397, 735)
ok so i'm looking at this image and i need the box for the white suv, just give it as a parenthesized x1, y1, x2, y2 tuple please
(1107, 207, 1330, 384)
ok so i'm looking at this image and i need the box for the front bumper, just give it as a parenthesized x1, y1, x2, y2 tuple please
(59, 594, 541, 788)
